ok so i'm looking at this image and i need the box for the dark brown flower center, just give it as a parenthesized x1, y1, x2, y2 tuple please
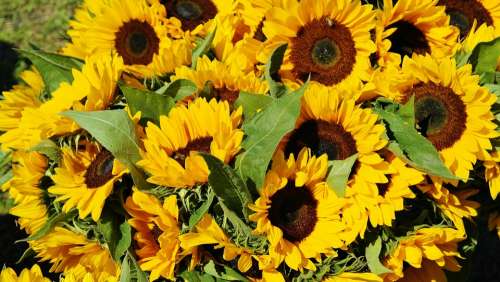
(387, 20, 430, 58)
(84, 150, 115, 188)
(285, 119, 357, 160)
(268, 182, 317, 242)
(402, 82, 467, 150)
(290, 17, 356, 86)
(171, 136, 213, 165)
(114, 19, 160, 66)
(151, 225, 163, 242)
(253, 20, 266, 42)
(214, 87, 240, 105)
(439, 0, 493, 38)
(162, 0, 218, 31)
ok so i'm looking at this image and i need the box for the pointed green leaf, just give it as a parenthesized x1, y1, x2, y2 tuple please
(265, 44, 288, 97)
(234, 92, 275, 119)
(192, 28, 217, 69)
(326, 154, 358, 198)
(120, 84, 175, 124)
(203, 261, 250, 281)
(162, 79, 198, 101)
(30, 139, 61, 162)
(469, 37, 500, 83)
(236, 82, 308, 190)
(189, 190, 215, 229)
(23, 210, 77, 241)
(397, 95, 415, 126)
(98, 210, 132, 261)
(366, 237, 392, 275)
(61, 110, 151, 189)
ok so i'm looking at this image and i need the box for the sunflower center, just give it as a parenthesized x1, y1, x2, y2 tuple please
(290, 17, 356, 86)
(84, 150, 115, 188)
(214, 87, 240, 105)
(268, 182, 317, 242)
(387, 21, 430, 58)
(253, 20, 266, 42)
(115, 19, 159, 65)
(439, 0, 494, 38)
(163, 0, 218, 31)
(403, 83, 467, 150)
(151, 225, 163, 242)
(285, 120, 357, 160)
(172, 136, 213, 165)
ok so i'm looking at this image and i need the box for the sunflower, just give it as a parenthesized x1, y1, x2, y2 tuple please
(418, 181, 479, 234)
(323, 272, 382, 282)
(48, 142, 127, 221)
(382, 227, 464, 281)
(124, 189, 191, 281)
(374, 0, 459, 68)
(0, 265, 50, 282)
(180, 214, 253, 273)
(488, 212, 500, 239)
(438, 0, 500, 38)
(0, 53, 123, 151)
(0, 68, 43, 134)
(279, 83, 388, 241)
(61, 265, 117, 282)
(30, 227, 120, 278)
(259, 0, 376, 89)
(138, 97, 243, 188)
(459, 21, 498, 53)
(172, 56, 268, 105)
(150, 0, 235, 39)
(63, 0, 191, 78)
(249, 148, 347, 271)
(4, 151, 49, 235)
(382, 54, 499, 182)
(484, 150, 500, 200)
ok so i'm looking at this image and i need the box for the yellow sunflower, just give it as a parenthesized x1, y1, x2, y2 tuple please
(279, 84, 388, 242)
(63, 0, 191, 77)
(48, 142, 127, 221)
(323, 272, 382, 282)
(61, 265, 118, 282)
(374, 0, 459, 68)
(484, 150, 500, 199)
(31, 227, 120, 278)
(418, 181, 479, 234)
(0, 68, 43, 133)
(0, 53, 123, 151)
(488, 212, 500, 239)
(438, 0, 500, 38)
(138, 97, 243, 188)
(180, 214, 253, 273)
(249, 148, 347, 271)
(0, 265, 50, 282)
(382, 227, 464, 282)
(172, 56, 268, 104)
(125, 189, 192, 281)
(459, 21, 498, 53)
(4, 151, 49, 235)
(382, 54, 499, 182)
(259, 0, 376, 89)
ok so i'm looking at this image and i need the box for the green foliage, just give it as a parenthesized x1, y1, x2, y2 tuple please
(98, 209, 132, 261)
(160, 79, 198, 101)
(234, 91, 275, 119)
(265, 43, 288, 98)
(192, 28, 217, 69)
(326, 154, 358, 198)
(22, 209, 77, 242)
(203, 261, 249, 281)
(30, 139, 61, 162)
(62, 110, 151, 189)
(236, 82, 308, 190)
(188, 190, 215, 229)
(120, 251, 148, 282)
(469, 37, 500, 84)
(120, 84, 175, 125)
(365, 237, 392, 275)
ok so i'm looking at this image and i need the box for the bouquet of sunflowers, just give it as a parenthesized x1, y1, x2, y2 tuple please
(1, 0, 500, 281)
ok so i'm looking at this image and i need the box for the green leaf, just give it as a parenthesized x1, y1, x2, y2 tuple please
(265, 44, 288, 98)
(120, 84, 175, 124)
(397, 95, 415, 126)
(236, 82, 308, 190)
(19, 49, 83, 94)
(30, 139, 61, 162)
(192, 28, 217, 69)
(365, 237, 392, 275)
(454, 50, 472, 68)
(161, 79, 198, 101)
(219, 201, 253, 236)
(119, 252, 131, 282)
(469, 37, 500, 84)
(374, 108, 459, 180)
(0, 151, 13, 186)
(180, 270, 216, 282)
(98, 210, 132, 261)
(203, 261, 250, 281)
(326, 154, 358, 198)
(201, 153, 253, 221)
(189, 190, 215, 229)
(23, 210, 77, 241)
(234, 92, 275, 119)
(61, 110, 151, 189)
(120, 251, 148, 282)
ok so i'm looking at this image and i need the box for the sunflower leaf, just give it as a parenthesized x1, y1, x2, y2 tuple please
(201, 153, 252, 221)
(469, 37, 500, 84)
(18, 49, 83, 94)
(326, 154, 358, 198)
(120, 251, 148, 282)
(236, 82, 308, 190)
(162, 79, 198, 101)
(365, 237, 392, 275)
(192, 28, 217, 69)
(61, 110, 152, 189)
(30, 139, 61, 162)
(397, 95, 415, 126)
(265, 43, 289, 98)
(188, 190, 215, 229)
(180, 270, 216, 282)
(203, 260, 250, 282)
(120, 84, 175, 124)
(21, 209, 77, 242)
(374, 108, 460, 180)
(98, 209, 132, 261)
(235, 91, 275, 119)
